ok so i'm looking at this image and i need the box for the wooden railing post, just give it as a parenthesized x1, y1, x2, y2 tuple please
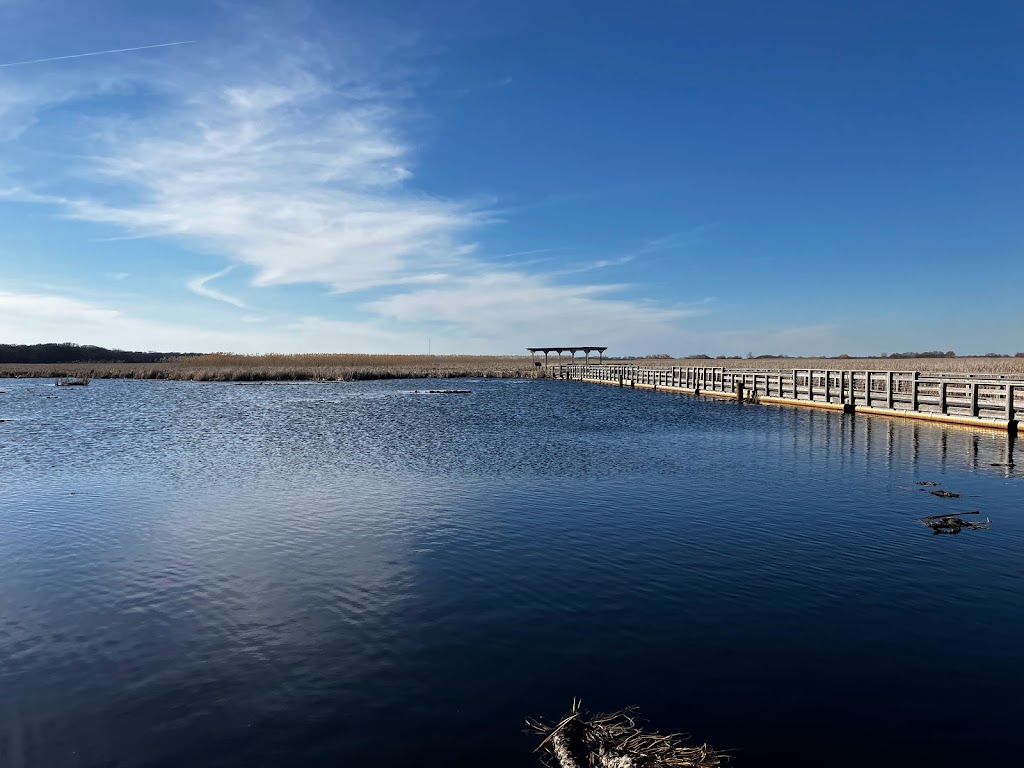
(970, 382, 979, 418)
(911, 372, 919, 411)
(864, 371, 871, 406)
(887, 371, 894, 409)
(1006, 384, 1015, 421)
(939, 381, 948, 414)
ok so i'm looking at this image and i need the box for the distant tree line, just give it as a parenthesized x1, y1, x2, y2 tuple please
(0, 343, 191, 364)
(611, 353, 675, 360)
(878, 352, 1024, 358)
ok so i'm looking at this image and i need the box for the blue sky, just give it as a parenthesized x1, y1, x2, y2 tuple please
(0, 0, 1021, 355)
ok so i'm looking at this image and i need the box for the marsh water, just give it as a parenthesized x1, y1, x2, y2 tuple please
(1, 377, 1022, 767)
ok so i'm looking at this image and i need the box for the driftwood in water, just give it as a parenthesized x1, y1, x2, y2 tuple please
(528, 701, 723, 768)
(919, 512, 990, 535)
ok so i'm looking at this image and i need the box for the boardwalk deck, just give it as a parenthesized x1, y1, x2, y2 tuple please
(559, 364, 1023, 433)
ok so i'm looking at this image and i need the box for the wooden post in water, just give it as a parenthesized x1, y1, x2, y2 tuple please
(911, 372, 919, 411)
(1007, 384, 1016, 423)
(939, 381, 948, 414)
(887, 371, 895, 409)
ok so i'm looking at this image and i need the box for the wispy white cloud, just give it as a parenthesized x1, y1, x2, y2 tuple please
(0, 289, 849, 356)
(0, 290, 411, 353)
(47, 52, 484, 293)
(0, 13, 699, 354)
(187, 266, 246, 308)
(367, 271, 703, 350)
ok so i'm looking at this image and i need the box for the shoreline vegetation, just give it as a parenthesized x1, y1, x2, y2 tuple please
(2, 346, 1024, 382)
(0, 354, 538, 382)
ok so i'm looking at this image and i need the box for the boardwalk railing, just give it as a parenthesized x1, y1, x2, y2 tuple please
(558, 365, 1023, 432)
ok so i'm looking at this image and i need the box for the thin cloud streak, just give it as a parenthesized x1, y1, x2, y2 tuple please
(188, 266, 246, 308)
(0, 40, 196, 69)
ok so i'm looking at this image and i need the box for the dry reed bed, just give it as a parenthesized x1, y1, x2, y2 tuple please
(615, 357, 1024, 375)
(4, 354, 1024, 381)
(0, 354, 536, 382)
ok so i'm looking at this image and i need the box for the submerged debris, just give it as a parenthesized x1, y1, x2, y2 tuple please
(55, 376, 89, 387)
(528, 701, 723, 768)
(916, 481, 940, 486)
(919, 511, 990, 535)
(930, 490, 961, 498)
(412, 389, 471, 395)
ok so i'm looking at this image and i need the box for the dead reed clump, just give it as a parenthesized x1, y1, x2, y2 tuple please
(528, 701, 724, 768)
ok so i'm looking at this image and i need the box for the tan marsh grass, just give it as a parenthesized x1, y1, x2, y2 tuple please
(0, 353, 537, 382)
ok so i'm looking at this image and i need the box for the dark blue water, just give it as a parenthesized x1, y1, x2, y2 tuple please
(1, 378, 1021, 767)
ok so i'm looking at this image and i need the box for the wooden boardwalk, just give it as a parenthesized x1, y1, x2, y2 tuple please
(559, 364, 1024, 433)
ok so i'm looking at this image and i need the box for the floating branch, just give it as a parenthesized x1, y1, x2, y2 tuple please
(919, 514, 990, 535)
(920, 511, 981, 520)
(916, 481, 940, 486)
(930, 490, 961, 498)
(528, 701, 724, 768)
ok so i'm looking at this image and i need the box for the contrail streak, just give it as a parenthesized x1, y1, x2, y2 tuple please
(0, 40, 196, 69)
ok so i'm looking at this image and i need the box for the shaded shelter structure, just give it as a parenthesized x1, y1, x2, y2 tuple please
(528, 346, 607, 366)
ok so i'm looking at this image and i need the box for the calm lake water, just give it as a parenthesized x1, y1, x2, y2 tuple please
(1, 377, 1022, 767)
